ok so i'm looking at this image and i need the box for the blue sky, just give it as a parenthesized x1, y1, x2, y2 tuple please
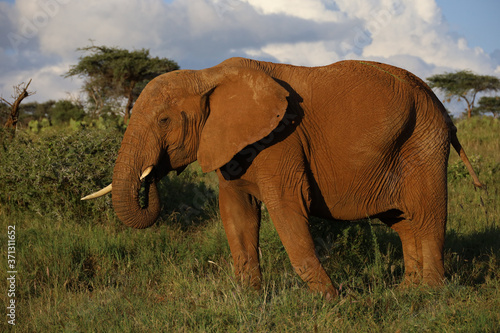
(436, 0, 500, 53)
(0, 0, 499, 113)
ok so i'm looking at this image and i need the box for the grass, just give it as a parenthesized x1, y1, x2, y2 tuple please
(1, 117, 499, 332)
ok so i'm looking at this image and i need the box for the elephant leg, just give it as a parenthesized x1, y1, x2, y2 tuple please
(386, 213, 445, 287)
(419, 222, 446, 286)
(266, 200, 337, 299)
(398, 162, 447, 286)
(218, 183, 262, 289)
(381, 176, 447, 286)
(390, 220, 423, 286)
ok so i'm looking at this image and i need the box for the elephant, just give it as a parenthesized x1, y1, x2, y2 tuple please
(82, 57, 483, 299)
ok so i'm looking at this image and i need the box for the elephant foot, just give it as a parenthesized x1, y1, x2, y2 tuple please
(249, 276, 263, 291)
(323, 288, 339, 301)
(397, 272, 422, 289)
(422, 274, 445, 287)
(234, 269, 262, 291)
(308, 280, 339, 300)
(398, 272, 445, 290)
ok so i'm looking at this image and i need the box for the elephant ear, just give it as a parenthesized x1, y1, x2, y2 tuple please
(197, 68, 289, 173)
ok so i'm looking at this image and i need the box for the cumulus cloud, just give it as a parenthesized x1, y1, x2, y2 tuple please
(245, 0, 344, 22)
(242, 0, 497, 76)
(0, 0, 498, 104)
(355, 0, 493, 74)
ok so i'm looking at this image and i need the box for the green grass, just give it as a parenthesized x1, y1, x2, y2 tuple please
(1, 117, 499, 332)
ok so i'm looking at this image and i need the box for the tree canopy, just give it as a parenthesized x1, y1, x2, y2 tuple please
(427, 70, 500, 118)
(473, 96, 500, 118)
(65, 45, 179, 121)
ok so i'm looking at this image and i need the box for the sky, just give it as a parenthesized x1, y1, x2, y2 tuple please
(0, 0, 499, 114)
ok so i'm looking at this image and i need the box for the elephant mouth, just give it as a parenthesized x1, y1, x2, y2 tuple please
(138, 166, 156, 209)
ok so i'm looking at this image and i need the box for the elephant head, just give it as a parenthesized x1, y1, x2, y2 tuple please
(83, 62, 289, 229)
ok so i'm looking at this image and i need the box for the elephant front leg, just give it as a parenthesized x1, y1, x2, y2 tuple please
(266, 201, 338, 299)
(218, 183, 262, 290)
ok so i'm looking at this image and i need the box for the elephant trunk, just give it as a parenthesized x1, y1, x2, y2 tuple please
(112, 161, 161, 229)
(111, 121, 161, 229)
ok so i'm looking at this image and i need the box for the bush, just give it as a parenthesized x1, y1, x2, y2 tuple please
(0, 128, 121, 221)
(0, 127, 217, 225)
(50, 100, 86, 125)
(448, 154, 482, 182)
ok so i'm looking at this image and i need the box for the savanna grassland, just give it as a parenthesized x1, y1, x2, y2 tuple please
(0, 117, 499, 332)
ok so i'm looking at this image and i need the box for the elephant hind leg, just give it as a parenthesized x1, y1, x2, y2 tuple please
(380, 209, 446, 287)
(378, 211, 423, 286)
(420, 229, 446, 286)
(390, 219, 423, 286)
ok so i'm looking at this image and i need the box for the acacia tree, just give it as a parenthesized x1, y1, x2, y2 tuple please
(473, 96, 500, 118)
(65, 45, 179, 121)
(427, 70, 500, 119)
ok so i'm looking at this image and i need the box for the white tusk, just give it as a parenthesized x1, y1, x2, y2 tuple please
(81, 184, 112, 200)
(140, 166, 154, 181)
(81, 166, 152, 201)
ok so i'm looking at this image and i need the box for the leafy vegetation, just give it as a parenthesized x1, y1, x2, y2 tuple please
(0, 117, 499, 331)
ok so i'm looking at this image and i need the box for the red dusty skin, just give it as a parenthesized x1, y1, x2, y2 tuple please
(111, 117, 162, 229)
(112, 160, 160, 229)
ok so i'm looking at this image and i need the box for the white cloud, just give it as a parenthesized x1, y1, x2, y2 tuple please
(37, 0, 171, 57)
(355, 1, 493, 74)
(0, 61, 81, 103)
(0, 0, 498, 109)
(245, 0, 343, 22)
(246, 41, 343, 66)
(239, 0, 498, 81)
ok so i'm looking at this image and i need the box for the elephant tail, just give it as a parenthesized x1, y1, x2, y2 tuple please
(450, 130, 485, 189)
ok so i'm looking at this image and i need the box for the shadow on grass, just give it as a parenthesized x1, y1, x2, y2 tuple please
(156, 169, 218, 230)
(445, 226, 500, 285)
(309, 218, 500, 287)
(309, 218, 405, 287)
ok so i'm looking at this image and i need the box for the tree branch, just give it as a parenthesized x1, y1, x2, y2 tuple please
(0, 96, 13, 107)
(4, 79, 36, 130)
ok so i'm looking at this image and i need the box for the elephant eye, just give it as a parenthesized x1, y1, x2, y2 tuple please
(158, 117, 170, 126)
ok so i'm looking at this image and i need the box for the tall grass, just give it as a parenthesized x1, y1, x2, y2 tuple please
(0, 117, 499, 332)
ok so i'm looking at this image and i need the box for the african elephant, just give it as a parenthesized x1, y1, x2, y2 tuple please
(83, 57, 483, 299)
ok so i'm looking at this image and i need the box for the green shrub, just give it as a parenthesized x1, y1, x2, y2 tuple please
(0, 128, 121, 221)
(448, 154, 482, 182)
(28, 120, 40, 133)
(50, 100, 85, 125)
(40, 118, 51, 131)
(0, 127, 217, 225)
(69, 118, 83, 131)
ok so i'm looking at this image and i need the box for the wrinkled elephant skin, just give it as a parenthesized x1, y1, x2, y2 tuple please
(90, 57, 483, 298)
